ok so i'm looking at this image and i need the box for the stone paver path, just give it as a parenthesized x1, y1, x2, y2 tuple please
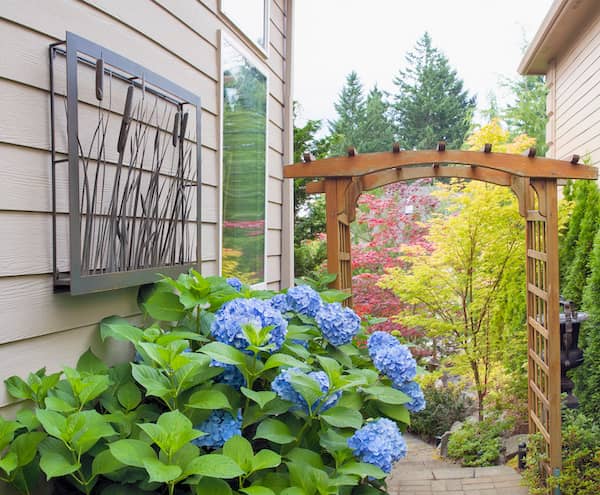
(387, 434, 529, 495)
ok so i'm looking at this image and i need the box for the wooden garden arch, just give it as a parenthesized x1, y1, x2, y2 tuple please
(284, 145, 597, 476)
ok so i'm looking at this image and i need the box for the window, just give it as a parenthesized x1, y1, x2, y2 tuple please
(220, 36, 268, 285)
(220, 0, 269, 53)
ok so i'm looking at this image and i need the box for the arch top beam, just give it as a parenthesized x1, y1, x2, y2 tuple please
(283, 149, 598, 181)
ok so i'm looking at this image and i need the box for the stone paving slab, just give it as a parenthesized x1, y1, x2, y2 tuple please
(388, 434, 529, 495)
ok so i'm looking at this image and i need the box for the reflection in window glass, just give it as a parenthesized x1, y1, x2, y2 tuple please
(221, 38, 267, 285)
(221, 0, 267, 50)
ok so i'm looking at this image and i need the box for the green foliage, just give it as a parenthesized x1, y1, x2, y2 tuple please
(502, 75, 548, 156)
(523, 411, 600, 495)
(562, 181, 600, 306)
(409, 382, 472, 441)
(446, 416, 513, 467)
(573, 225, 600, 423)
(328, 71, 367, 155)
(559, 180, 597, 291)
(1, 272, 415, 494)
(380, 181, 525, 417)
(393, 32, 476, 150)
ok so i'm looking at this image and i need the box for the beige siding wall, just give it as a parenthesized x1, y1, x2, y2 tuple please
(553, 12, 600, 166)
(0, 0, 291, 413)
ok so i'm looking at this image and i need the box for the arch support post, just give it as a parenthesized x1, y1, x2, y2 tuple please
(521, 177, 562, 479)
(324, 178, 356, 305)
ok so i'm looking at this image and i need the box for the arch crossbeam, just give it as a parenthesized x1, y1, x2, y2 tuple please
(284, 149, 597, 181)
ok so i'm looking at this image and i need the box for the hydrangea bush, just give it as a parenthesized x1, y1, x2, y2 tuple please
(0, 272, 425, 495)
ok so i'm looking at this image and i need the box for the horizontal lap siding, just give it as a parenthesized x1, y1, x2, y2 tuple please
(554, 14, 600, 166)
(0, 0, 290, 411)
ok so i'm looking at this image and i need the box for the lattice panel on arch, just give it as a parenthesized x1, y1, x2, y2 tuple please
(526, 214, 553, 475)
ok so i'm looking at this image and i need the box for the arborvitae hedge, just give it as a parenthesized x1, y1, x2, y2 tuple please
(574, 226, 600, 424)
(562, 183, 600, 306)
(560, 181, 596, 295)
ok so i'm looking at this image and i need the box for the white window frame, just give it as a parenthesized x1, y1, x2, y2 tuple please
(219, 0, 270, 57)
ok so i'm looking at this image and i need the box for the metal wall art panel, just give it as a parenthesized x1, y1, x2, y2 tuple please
(49, 32, 202, 294)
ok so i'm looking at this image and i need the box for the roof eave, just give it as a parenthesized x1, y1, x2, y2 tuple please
(519, 0, 599, 75)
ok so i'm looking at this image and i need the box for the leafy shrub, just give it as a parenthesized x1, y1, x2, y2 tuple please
(0, 272, 424, 495)
(523, 410, 600, 495)
(409, 381, 471, 441)
(446, 416, 513, 467)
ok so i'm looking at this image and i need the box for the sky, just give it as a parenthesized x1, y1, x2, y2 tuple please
(293, 0, 554, 128)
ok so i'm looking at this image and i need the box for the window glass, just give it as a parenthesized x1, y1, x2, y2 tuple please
(221, 0, 268, 51)
(221, 38, 267, 285)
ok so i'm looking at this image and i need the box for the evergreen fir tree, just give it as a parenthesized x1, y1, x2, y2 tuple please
(503, 75, 548, 156)
(360, 86, 396, 153)
(329, 71, 367, 155)
(392, 32, 476, 150)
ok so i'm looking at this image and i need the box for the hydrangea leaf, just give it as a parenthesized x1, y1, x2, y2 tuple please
(251, 449, 281, 472)
(109, 439, 157, 468)
(338, 461, 386, 479)
(38, 438, 80, 480)
(10, 431, 46, 467)
(377, 402, 410, 425)
(142, 457, 182, 483)
(223, 435, 253, 473)
(319, 407, 363, 429)
(200, 342, 247, 366)
(185, 454, 244, 478)
(131, 364, 174, 402)
(316, 356, 342, 382)
(186, 390, 231, 410)
(263, 354, 311, 371)
(76, 348, 109, 375)
(280, 488, 308, 495)
(117, 382, 142, 411)
(240, 486, 276, 495)
(241, 387, 276, 409)
(193, 477, 233, 495)
(91, 448, 126, 478)
(318, 290, 351, 303)
(319, 429, 351, 455)
(362, 386, 410, 405)
(254, 419, 295, 444)
(35, 410, 67, 441)
(142, 290, 185, 322)
(100, 316, 144, 344)
(289, 374, 324, 409)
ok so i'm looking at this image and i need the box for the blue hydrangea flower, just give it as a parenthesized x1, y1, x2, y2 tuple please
(271, 368, 340, 413)
(226, 277, 243, 292)
(315, 303, 361, 346)
(285, 285, 323, 317)
(347, 418, 407, 473)
(270, 293, 289, 313)
(211, 298, 288, 352)
(396, 381, 426, 413)
(367, 331, 417, 387)
(211, 361, 246, 390)
(192, 410, 241, 449)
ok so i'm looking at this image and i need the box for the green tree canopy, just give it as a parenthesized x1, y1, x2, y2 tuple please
(328, 71, 367, 155)
(502, 75, 548, 156)
(379, 181, 525, 418)
(392, 32, 476, 150)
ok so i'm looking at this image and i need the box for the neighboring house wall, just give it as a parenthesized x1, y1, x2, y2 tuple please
(550, 14, 600, 165)
(0, 0, 293, 415)
(520, 0, 600, 167)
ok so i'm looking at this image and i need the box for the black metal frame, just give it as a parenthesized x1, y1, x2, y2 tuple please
(50, 32, 202, 295)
